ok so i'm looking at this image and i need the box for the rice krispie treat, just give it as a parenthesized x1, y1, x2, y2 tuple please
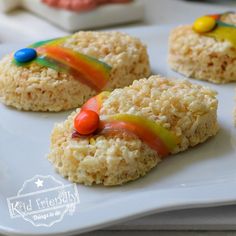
(0, 31, 150, 111)
(168, 12, 236, 84)
(48, 75, 219, 186)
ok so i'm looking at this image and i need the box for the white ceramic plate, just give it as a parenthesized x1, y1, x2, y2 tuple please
(0, 26, 236, 236)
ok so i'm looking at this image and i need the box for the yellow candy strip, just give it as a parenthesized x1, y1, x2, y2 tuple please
(29, 36, 69, 48)
(206, 26, 236, 48)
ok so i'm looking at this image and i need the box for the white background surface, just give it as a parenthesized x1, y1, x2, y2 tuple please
(0, 0, 236, 235)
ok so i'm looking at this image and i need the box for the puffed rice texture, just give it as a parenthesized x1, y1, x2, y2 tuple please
(0, 31, 150, 111)
(48, 75, 219, 186)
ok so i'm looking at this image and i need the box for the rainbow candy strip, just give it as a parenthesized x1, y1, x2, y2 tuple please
(72, 92, 178, 157)
(13, 37, 112, 91)
(98, 114, 178, 157)
(29, 36, 68, 48)
(37, 46, 111, 91)
(205, 12, 236, 48)
(81, 91, 110, 113)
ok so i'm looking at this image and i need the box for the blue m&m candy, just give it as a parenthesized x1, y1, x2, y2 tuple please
(14, 48, 37, 63)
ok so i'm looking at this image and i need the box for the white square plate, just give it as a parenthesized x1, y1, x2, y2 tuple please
(0, 26, 236, 235)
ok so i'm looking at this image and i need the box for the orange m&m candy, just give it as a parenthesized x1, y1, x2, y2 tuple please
(74, 110, 100, 135)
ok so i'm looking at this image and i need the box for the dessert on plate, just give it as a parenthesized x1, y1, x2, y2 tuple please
(48, 75, 219, 186)
(0, 31, 150, 111)
(168, 12, 236, 84)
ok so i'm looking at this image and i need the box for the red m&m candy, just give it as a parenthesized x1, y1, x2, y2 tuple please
(74, 110, 100, 135)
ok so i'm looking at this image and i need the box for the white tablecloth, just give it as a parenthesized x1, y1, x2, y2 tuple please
(0, 0, 236, 235)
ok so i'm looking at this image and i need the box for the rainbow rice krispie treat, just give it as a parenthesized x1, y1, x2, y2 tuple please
(48, 75, 219, 186)
(0, 31, 150, 111)
(168, 12, 236, 84)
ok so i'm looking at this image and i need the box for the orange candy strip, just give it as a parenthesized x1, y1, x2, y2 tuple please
(208, 14, 221, 20)
(81, 91, 110, 113)
(99, 120, 169, 157)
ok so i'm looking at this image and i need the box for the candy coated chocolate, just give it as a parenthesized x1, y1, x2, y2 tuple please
(14, 48, 37, 63)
